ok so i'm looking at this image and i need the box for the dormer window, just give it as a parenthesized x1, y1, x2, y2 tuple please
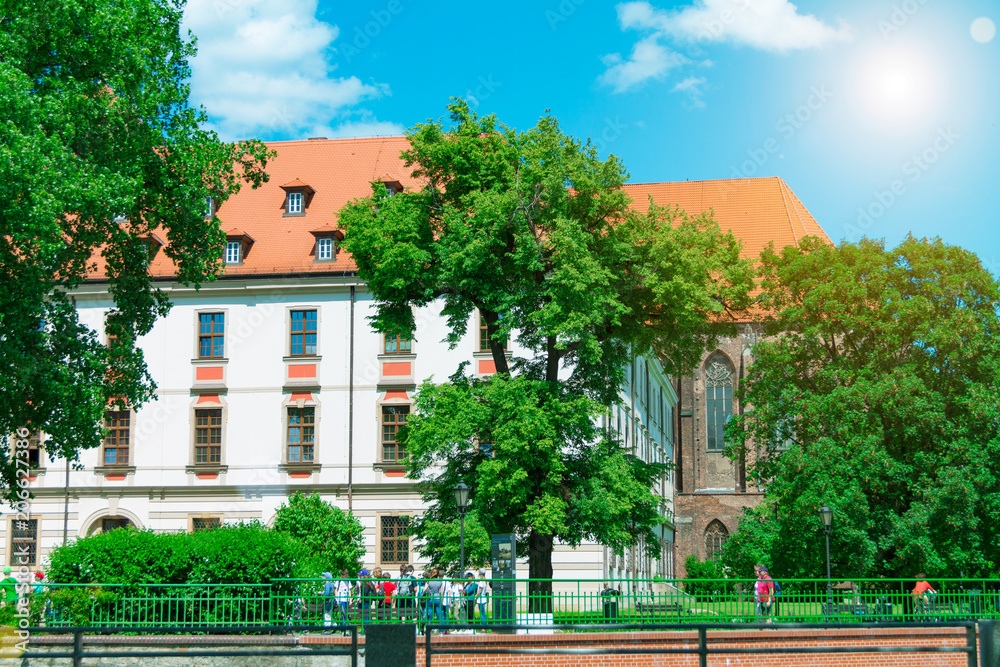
(317, 237, 333, 261)
(225, 241, 241, 264)
(281, 179, 315, 217)
(377, 177, 403, 197)
(223, 230, 254, 265)
(139, 233, 164, 265)
(309, 225, 344, 263)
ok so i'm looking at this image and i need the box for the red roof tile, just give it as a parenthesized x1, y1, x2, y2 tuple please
(624, 177, 830, 260)
(87, 139, 828, 281)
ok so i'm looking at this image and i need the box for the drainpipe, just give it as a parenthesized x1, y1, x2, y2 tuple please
(65, 297, 74, 544)
(348, 286, 355, 512)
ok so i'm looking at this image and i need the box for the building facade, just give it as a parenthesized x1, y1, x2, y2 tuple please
(6, 137, 678, 582)
(623, 178, 831, 578)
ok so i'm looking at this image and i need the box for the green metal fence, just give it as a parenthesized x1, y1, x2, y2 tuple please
(37, 583, 273, 628)
(30, 578, 1000, 629)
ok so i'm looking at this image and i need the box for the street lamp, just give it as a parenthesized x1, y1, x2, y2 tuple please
(819, 504, 833, 613)
(453, 480, 471, 577)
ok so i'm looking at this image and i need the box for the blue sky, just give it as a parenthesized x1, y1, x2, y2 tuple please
(182, 0, 999, 274)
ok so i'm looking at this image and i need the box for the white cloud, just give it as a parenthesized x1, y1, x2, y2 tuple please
(601, 0, 852, 94)
(183, 0, 396, 140)
(600, 35, 689, 92)
(671, 76, 708, 108)
(315, 119, 407, 139)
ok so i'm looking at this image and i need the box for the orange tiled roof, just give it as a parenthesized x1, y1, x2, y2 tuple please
(624, 177, 830, 260)
(87, 138, 828, 281)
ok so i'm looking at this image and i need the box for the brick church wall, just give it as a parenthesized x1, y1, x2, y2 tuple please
(672, 330, 766, 579)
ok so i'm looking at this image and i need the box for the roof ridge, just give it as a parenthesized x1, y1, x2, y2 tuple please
(263, 136, 407, 147)
(775, 178, 802, 246)
(778, 178, 816, 241)
(623, 176, 781, 187)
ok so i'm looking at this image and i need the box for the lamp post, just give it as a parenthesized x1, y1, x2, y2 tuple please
(454, 481, 471, 576)
(819, 504, 833, 613)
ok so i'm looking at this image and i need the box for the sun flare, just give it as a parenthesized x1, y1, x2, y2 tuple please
(853, 45, 942, 131)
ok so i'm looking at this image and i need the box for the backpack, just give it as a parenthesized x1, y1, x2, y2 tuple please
(397, 575, 415, 597)
(773, 579, 782, 596)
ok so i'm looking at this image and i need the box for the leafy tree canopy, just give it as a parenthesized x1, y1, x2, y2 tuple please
(272, 492, 365, 576)
(406, 374, 666, 574)
(339, 100, 754, 405)
(724, 236, 1000, 579)
(0, 0, 272, 500)
(339, 100, 753, 592)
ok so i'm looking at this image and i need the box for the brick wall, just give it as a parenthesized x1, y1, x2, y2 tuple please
(672, 331, 767, 579)
(16, 627, 977, 666)
(674, 491, 764, 577)
(414, 627, 976, 666)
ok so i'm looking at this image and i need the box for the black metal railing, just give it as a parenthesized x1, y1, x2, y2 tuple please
(421, 621, 979, 667)
(19, 624, 358, 667)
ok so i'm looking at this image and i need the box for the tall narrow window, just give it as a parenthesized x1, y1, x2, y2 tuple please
(705, 356, 733, 452)
(381, 405, 409, 462)
(194, 408, 222, 464)
(10, 519, 37, 566)
(287, 191, 303, 213)
(204, 197, 215, 219)
(645, 361, 650, 408)
(704, 520, 729, 560)
(478, 312, 507, 351)
(316, 237, 333, 260)
(103, 411, 130, 465)
(26, 432, 41, 468)
(384, 334, 412, 354)
(380, 515, 410, 564)
(289, 310, 318, 356)
(198, 313, 225, 358)
(225, 241, 241, 264)
(287, 407, 315, 463)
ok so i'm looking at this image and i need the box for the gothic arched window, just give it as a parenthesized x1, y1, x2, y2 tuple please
(704, 520, 729, 560)
(705, 355, 734, 452)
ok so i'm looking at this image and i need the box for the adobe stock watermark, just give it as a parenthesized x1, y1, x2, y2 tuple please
(730, 85, 833, 178)
(878, 0, 930, 40)
(846, 126, 959, 241)
(5, 427, 34, 656)
(339, 0, 404, 63)
(546, 0, 586, 30)
(592, 117, 628, 158)
(212, 0, 250, 20)
(464, 75, 501, 109)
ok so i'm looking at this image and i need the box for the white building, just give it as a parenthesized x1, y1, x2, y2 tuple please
(9, 137, 676, 583)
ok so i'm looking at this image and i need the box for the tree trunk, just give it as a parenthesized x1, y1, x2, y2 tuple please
(528, 529, 554, 613)
(485, 312, 510, 375)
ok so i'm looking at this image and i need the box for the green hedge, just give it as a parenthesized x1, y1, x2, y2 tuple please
(47, 522, 307, 585)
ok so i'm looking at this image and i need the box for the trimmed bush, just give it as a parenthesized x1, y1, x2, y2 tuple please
(46, 522, 307, 585)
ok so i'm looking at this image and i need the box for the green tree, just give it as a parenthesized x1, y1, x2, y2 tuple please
(724, 236, 1000, 579)
(0, 0, 272, 500)
(339, 100, 754, 606)
(272, 492, 365, 576)
(416, 511, 492, 575)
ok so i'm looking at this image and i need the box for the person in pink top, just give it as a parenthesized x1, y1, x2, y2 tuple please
(754, 565, 775, 622)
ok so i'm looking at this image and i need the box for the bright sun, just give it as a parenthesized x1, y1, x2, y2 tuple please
(853, 45, 942, 131)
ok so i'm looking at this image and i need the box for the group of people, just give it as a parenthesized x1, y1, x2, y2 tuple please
(317, 565, 493, 633)
(753, 564, 779, 621)
(0, 567, 46, 606)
